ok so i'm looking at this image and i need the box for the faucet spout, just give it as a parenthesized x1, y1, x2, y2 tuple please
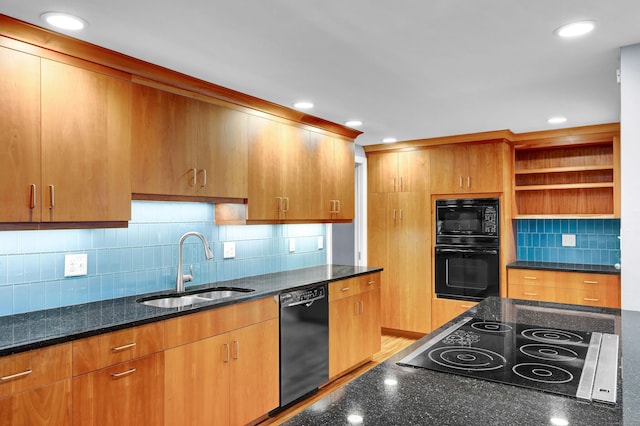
(176, 232, 214, 293)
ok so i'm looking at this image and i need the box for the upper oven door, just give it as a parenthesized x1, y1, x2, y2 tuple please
(434, 246, 500, 301)
(436, 198, 499, 244)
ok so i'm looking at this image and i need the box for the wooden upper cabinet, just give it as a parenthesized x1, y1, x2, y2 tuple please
(247, 115, 321, 221)
(131, 84, 248, 200)
(317, 132, 355, 220)
(0, 46, 41, 223)
(430, 142, 503, 194)
(368, 150, 429, 193)
(40, 59, 132, 222)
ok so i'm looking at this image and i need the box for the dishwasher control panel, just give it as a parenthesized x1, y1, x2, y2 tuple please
(280, 285, 326, 307)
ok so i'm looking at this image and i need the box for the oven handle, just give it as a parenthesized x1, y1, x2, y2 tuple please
(436, 248, 498, 255)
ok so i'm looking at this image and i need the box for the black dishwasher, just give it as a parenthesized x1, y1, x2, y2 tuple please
(278, 284, 329, 409)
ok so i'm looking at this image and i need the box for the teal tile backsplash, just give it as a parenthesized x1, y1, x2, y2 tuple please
(516, 219, 620, 265)
(0, 201, 326, 317)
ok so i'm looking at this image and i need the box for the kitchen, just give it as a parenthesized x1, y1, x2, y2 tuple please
(1, 2, 640, 425)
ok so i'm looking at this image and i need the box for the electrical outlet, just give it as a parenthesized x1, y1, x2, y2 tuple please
(64, 254, 88, 277)
(562, 234, 576, 247)
(289, 239, 296, 253)
(223, 242, 236, 259)
(317, 236, 324, 250)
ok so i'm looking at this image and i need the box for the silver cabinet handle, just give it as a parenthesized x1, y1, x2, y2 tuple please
(524, 292, 538, 296)
(277, 197, 283, 213)
(467, 176, 471, 188)
(524, 276, 538, 280)
(360, 300, 364, 315)
(111, 368, 136, 378)
(584, 297, 600, 302)
(341, 287, 350, 292)
(336, 199, 341, 213)
(393, 209, 397, 221)
(393, 177, 396, 192)
(282, 197, 289, 213)
(232, 340, 239, 360)
(584, 280, 599, 284)
(112, 342, 137, 352)
(191, 168, 197, 187)
(400, 176, 403, 191)
(330, 200, 336, 213)
(49, 185, 55, 209)
(459, 176, 463, 188)
(201, 169, 207, 188)
(367, 281, 375, 286)
(223, 343, 230, 363)
(460, 305, 474, 309)
(1, 369, 32, 381)
(399, 209, 403, 221)
(354, 301, 359, 316)
(30, 184, 37, 209)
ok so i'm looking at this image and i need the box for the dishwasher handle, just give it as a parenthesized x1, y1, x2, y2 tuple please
(281, 294, 326, 308)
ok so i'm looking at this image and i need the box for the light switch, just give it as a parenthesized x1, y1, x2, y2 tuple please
(317, 236, 324, 250)
(289, 239, 296, 253)
(223, 242, 236, 259)
(64, 254, 88, 277)
(562, 234, 576, 247)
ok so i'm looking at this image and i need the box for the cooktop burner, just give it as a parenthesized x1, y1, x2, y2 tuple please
(397, 317, 619, 404)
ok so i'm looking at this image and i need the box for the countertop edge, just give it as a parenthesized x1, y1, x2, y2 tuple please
(506, 261, 621, 275)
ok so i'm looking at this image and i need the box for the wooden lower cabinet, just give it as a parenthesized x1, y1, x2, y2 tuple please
(507, 268, 621, 308)
(431, 298, 478, 330)
(0, 379, 72, 425)
(165, 316, 279, 426)
(329, 275, 381, 378)
(72, 353, 164, 426)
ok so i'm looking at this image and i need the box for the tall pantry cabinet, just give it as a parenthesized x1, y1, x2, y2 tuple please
(367, 150, 431, 334)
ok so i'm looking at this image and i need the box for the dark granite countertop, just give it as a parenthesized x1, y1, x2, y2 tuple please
(507, 260, 621, 275)
(0, 264, 381, 357)
(285, 297, 637, 426)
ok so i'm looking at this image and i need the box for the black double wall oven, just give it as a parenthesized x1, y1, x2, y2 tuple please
(435, 198, 500, 301)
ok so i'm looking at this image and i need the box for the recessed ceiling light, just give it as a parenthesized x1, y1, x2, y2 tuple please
(547, 116, 567, 124)
(382, 137, 397, 143)
(345, 120, 363, 127)
(293, 101, 314, 109)
(554, 20, 595, 38)
(40, 12, 87, 31)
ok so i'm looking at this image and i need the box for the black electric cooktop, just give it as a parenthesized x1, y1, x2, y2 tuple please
(398, 317, 619, 403)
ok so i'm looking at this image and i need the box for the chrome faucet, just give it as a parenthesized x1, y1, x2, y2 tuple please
(176, 231, 214, 293)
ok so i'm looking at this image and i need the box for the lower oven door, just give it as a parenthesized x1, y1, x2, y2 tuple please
(435, 246, 500, 301)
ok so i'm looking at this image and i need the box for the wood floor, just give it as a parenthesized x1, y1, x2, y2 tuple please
(258, 334, 417, 425)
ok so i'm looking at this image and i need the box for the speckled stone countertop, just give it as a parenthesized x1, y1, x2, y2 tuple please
(507, 260, 621, 275)
(0, 264, 381, 357)
(284, 297, 638, 426)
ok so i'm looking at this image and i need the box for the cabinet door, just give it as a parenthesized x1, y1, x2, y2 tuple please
(247, 115, 283, 220)
(280, 123, 319, 220)
(41, 59, 131, 222)
(430, 145, 465, 194)
(465, 143, 503, 193)
(0, 380, 71, 426)
(329, 294, 360, 378)
(164, 334, 230, 426)
(397, 150, 430, 192)
(131, 84, 197, 197)
(367, 193, 393, 327)
(360, 286, 381, 358)
(198, 103, 248, 199)
(0, 46, 41, 223)
(319, 134, 355, 220)
(229, 318, 279, 426)
(431, 298, 477, 330)
(367, 152, 398, 193)
(72, 353, 164, 426)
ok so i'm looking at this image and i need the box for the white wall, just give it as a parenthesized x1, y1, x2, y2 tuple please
(620, 43, 640, 311)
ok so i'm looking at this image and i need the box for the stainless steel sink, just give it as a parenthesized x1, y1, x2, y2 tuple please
(137, 287, 255, 309)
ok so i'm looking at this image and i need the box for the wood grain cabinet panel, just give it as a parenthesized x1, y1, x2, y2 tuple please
(431, 298, 478, 331)
(41, 59, 132, 222)
(329, 274, 381, 378)
(0, 379, 72, 426)
(430, 142, 504, 194)
(318, 132, 355, 220)
(368, 150, 430, 193)
(72, 353, 164, 426)
(507, 268, 620, 308)
(0, 46, 41, 223)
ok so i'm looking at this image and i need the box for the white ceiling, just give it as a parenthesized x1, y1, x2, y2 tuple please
(2, 1, 640, 145)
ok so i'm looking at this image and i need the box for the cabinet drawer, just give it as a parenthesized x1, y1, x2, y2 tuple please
(72, 322, 164, 376)
(558, 288, 620, 309)
(329, 273, 380, 302)
(0, 343, 71, 398)
(559, 271, 619, 290)
(164, 296, 279, 348)
(507, 269, 557, 287)
(508, 284, 557, 302)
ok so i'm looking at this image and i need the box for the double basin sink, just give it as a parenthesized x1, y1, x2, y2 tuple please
(137, 287, 255, 309)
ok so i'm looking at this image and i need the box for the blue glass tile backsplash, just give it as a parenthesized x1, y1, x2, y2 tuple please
(516, 219, 620, 266)
(0, 201, 327, 317)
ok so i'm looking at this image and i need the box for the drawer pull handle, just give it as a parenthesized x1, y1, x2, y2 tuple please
(367, 281, 375, 285)
(524, 292, 538, 296)
(112, 342, 137, 352)
(223, 343, 230, 363)
(341, 287, 351, 292)
(1, 369, 32, 381)
(583, 280, 599, 284)
(111, 368, 136, 378)
(523, 276, 537, 280)
(584, 298, 600, 302)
